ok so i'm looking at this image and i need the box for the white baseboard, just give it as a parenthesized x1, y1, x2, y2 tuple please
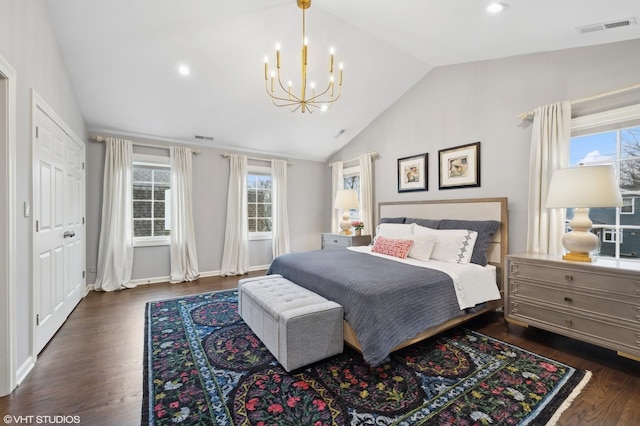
(86, 265, 270, 290)
(15, 356, 35, 386)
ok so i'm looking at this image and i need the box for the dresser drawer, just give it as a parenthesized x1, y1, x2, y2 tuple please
(322, 234, 351, 249)
(321, 234, 371, 249)
(510, 261, 640, 297)
(508, 300, 640, 355)
(509, 279, 640, 323)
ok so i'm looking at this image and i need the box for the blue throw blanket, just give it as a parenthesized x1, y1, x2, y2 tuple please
(268, 249, 463, 366)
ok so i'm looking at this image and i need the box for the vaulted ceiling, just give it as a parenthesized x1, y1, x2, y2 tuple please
(46, 0, 640, 161)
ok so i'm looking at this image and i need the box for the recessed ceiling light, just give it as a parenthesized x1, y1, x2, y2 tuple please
(487, 2, 507, 13)
(178, 64, 191, 76)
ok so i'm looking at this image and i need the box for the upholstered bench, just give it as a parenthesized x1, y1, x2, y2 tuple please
(238, 274, 343, 372)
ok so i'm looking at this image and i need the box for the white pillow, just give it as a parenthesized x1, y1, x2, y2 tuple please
(406, 235, 437, 262)
(375, 222, 414, 237)
(414, 225, 478, 264)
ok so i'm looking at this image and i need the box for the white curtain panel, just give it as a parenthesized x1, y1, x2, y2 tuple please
(94, 137, 135, 291)
(329, 161, 344, 233)
(271, 159, 291, 258)
(169, 146, 200, 283)
(359, 153, 374, 236)
(221, 154, 249, 276)
(526, 100, 571, 255)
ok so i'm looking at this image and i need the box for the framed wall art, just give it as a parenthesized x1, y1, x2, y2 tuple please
(438, 142, 480, 190)
(398, 153, 428, 192)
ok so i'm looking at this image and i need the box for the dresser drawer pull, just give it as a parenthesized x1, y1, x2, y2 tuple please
(510, 263, 518, 276)
(564, 319, 572, 327)
(564, 297, 573, 303)
(332, 240, 338, 243)
(564, 275, 573, 282)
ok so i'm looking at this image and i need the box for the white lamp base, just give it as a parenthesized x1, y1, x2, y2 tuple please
(562, 207, 598, 262)
(339, 211, 352, 235)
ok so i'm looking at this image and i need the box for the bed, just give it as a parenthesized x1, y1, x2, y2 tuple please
(268, 197, 508, 366)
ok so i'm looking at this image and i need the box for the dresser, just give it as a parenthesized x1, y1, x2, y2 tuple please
(505, 253, 640, 361)
(321, 233, 371, 250)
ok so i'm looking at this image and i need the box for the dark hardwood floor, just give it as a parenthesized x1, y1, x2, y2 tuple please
(1, 272, 639, 425)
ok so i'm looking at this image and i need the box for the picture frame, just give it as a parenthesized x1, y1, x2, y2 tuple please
(438, 142, 481, 190)
(397, 153, 428, 192)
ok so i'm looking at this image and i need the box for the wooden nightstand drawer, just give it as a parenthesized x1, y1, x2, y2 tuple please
(510, 261, 640, 297)
(508, 300, 640, 355)
(509, 279, 640, 323)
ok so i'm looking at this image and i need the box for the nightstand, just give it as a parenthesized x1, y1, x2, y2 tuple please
(505, 252, 640, 361)
(321, 233, 371, 250)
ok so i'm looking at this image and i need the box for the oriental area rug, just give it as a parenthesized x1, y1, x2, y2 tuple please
(143, 290, 591, 425)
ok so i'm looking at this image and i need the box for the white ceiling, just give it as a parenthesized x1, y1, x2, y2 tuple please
(46, 0, 640, 161)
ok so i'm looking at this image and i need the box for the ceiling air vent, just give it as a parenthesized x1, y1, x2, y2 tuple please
(194, 134, 214, 142)
(577, 17, 637, 34)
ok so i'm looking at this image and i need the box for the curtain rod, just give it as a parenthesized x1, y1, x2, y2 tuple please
(518, 82, 640, 121)
(221, 152, 292, 165)
(329, 151, 379, 167)
(90, 135, 201, 154)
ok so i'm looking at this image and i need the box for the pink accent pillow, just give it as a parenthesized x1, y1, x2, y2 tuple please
(371, 236, 414, 259)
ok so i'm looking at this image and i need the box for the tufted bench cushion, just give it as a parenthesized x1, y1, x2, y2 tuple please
(238, 274, 343, 372)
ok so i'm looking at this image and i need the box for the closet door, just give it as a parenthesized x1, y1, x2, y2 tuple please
(33, 102, 85, 354)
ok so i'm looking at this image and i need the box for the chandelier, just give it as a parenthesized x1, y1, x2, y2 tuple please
(264, 0, 343, 113)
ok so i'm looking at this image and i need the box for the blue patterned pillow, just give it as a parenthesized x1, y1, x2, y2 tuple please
(380, 217, 406, 224)
(438, 220, 501, 266)
(405, 218, 440, 229)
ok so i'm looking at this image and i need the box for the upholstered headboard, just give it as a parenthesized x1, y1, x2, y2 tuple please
(378, 197, 508, 288)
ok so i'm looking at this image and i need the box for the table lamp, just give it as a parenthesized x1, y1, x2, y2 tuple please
(334, 189, 359, 235)
(545, 164, 623, 262)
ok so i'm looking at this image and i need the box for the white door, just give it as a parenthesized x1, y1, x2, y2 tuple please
(33, 104, 85, 354)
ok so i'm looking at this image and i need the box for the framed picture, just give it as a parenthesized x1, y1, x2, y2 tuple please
(438, 142, 481, 190)
(398, 153, 428, 192)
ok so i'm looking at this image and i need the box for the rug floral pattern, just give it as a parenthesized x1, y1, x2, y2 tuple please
(143, 290, 588, 425)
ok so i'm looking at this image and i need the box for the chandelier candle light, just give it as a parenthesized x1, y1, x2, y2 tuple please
(264, 0, 343, 113)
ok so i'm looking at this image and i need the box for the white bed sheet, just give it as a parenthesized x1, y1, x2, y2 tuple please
(348, 245, 500, 310)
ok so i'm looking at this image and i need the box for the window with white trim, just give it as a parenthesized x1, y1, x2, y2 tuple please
(569, 104, 640, 260)
(343, 164, 361, 222)
(247, 165, 272, 240)
(133, 154, 171, 246)
(621, 197, 634, 214)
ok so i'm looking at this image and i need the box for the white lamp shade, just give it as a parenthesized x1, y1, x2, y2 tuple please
(334, 189, 359, 209)
(545, 165, 623, 209)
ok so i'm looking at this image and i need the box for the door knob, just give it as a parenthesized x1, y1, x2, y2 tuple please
(63, 231, 76, 238)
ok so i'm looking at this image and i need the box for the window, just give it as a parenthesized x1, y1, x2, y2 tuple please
(602, 228, 622, 244)
(247, 166, 272, 240)
(132, 154, 171, 246)
(569, 111, 640, 260)
(343, 164, 361, 222)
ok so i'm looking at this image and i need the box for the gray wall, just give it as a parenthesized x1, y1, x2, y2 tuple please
(0, 0, 87, 373)
(329, 39, 640, 256)
(85, 138, 328, 284)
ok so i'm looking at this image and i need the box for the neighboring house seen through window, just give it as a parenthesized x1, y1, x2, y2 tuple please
(133, 154, 171, 246)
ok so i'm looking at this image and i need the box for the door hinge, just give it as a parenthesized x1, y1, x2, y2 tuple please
(82, 162, 85, 170)
(82, 271, 85, 279)
(36, 220, 39, 232)
(36, 126, 39, 139)
(82, 217, 85, 225)
(36, 314, 40, 326)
